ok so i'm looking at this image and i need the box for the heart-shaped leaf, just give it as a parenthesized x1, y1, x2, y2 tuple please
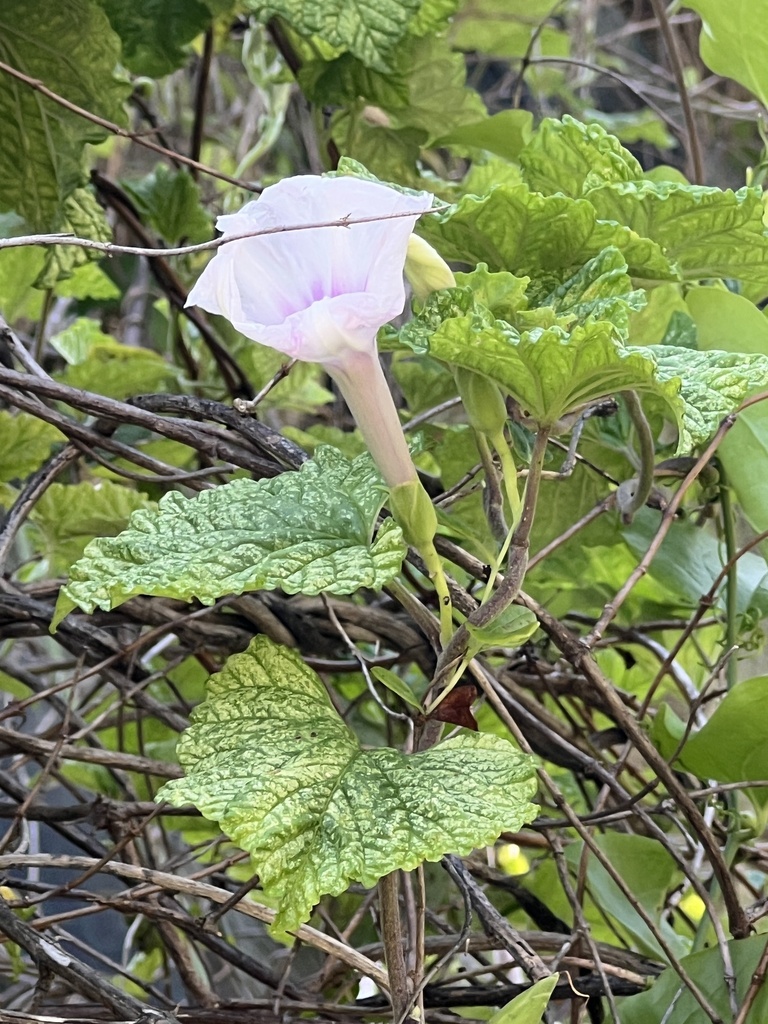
(158, 637, 538, 933)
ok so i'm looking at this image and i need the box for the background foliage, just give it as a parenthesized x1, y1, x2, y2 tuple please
(4, 2, 768, 1023)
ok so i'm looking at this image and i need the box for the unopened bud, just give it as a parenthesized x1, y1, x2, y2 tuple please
(388, 479, 438, 551)
(405, 235, 455, 302)
(455, 367, 508, 438)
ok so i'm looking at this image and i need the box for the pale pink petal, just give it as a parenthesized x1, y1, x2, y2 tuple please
(186, 175, 433, 364)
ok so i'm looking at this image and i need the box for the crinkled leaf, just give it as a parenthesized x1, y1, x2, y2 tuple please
(401, 301, 675, 431)
(35, 188, 113, 288)
(0, 412, 65, 484)
(51, 318, 182, 400)
(157, 636, 538, 933)
(123, 166, 212, 244)
(519, 115, 642, 197)
(55, 447, 406, 626)
(452, 264, 531, 322)
(683, 0, 768, 107)
(419, 184, 675, 283)
(96, 0, 213, 77)
(646, 344, 768, 451)
(0, 0, 129, 229)
(247, 0, 421, 71)
(29, 481, 153, 577)
(587, 181, 768, 288)
(407, 0, 459, 37)
(540, 246, 646, 337)
(687, 286, 768, 542)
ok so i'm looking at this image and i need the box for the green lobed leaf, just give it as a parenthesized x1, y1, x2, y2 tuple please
(419, 184, 675, 283)
(400, 298, 678, 432)
(540, 246, 647, 337)
(402, 281, 768, 453)
(247, 0, 421, 71)
(96, 0, 213, 77)
(519, 115, 643, 198)
(0, 412, 65, 484)
(586, 181, 768, 289)
(686, 285, 768, 542)
(452, 264, 531, 322)
(645, 344, 768, 452)
(683, 0, 768, 108)
(0, 0, 129, 229)
(679, 677, 768, 783)
(50, 318, 182, 401)
(157, 636, 538, 933)
(29, 481, 153, 577)
(35, 187, 113, 288)
(55, 447, 407, 626)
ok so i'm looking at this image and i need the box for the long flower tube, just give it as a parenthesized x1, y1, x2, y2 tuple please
(185, 174, 453, 642)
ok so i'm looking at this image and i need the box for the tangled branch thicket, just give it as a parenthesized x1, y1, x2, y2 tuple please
(4, 2, 768, 1023)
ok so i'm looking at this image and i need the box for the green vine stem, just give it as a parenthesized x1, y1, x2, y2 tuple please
(617, 390, 655, 523)
(433, 426, 551, 682)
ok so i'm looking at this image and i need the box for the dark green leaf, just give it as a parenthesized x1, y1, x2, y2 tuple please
(97, 0, 213, 76)
(621, 935, 768, 1024)
(0, 0, 129, 229)
(123, 166, 212, 244)
(680, 677, 768, 783)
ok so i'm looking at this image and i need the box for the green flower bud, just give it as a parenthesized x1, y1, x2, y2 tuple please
(404, 235, 455, 302)
(454, 367, 508, 438)
(388, 478, 438, 550)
